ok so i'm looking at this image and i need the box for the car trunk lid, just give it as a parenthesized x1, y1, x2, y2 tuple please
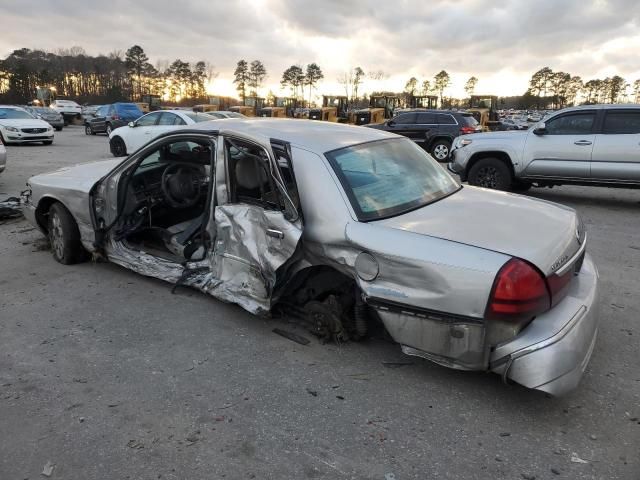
(374, 186, 583, 276)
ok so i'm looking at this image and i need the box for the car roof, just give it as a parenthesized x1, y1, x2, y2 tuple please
(190, 118, 396, 152)
(555, 104, 640, 113)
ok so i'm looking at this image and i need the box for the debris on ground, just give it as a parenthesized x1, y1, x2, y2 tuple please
(551, 468, 561, 475)
(571, 452, 589, 464)
(186, 430, 200, 444)
(306, 388, 318, 397)
(499, 432, 511, 437)
(521, 474, 536, 480)
(0, 197, 22, 222)
(127, 439, 144, 450)
(381, 361, 414, 368)
(272, 328, 310, 345)
(41, 460, 55, 477)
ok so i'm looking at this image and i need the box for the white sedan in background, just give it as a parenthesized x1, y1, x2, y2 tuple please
(108, 110, 223, 157)
(0, 106, 54, 145)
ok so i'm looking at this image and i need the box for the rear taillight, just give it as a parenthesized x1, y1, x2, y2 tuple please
(487, 258, 550, 325)
(112, 114, 120, 120)
(460, 126, 476, 134)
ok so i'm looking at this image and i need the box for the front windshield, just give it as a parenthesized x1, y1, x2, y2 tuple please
(0, 108, 34, 119)
(325, 138, 460, 221)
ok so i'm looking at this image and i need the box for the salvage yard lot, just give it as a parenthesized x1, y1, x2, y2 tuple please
(1, 126, 639, 479)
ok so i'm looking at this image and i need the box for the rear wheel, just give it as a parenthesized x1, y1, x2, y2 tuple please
(47, 202, 87, 265)
(55, 126, 63, 132)
(84, 124, 93, 135)
(468, 158, 512, 190)
(430, 139, 452, 162)
(109, 136, 127, 157)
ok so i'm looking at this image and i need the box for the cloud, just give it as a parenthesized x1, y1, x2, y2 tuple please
(0, 0, 639, 96)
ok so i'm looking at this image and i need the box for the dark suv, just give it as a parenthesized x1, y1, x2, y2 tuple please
(366, 110, 481, 161)
(84, 103, 143, 136)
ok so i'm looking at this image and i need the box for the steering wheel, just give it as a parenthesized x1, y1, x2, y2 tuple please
(161, 163, 204, 208)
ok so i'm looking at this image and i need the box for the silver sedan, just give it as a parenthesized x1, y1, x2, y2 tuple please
(21, 119, 599, 396)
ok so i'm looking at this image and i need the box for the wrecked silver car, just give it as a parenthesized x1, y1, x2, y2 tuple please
(21, 119, 599, 395)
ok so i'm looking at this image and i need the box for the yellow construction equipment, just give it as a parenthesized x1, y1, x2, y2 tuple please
(468, 95, 500, 131)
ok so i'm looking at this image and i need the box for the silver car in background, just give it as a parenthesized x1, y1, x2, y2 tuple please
(24, 106, 65, 131)
(22, 119, 599, 396)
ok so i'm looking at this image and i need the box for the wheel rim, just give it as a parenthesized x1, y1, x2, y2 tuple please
(85, 125, 91, 135)
(106, 125, 112, 134)
(476, 166, 501, 188)
(50, 213, 65, 259)
(433, 144, 449, 160)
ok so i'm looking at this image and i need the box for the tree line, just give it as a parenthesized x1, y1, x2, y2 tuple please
(0, 45, 214, 104)
(1, 45, 640, 109)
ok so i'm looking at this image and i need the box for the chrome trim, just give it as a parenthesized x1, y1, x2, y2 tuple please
(508, 305, 587, 361)
(555, 233, 587, 276)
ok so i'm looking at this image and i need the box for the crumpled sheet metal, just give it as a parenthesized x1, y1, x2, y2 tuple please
(105, 204, 302, 316)
(205, 204, 302, 314)
(0, 197, 23, 221)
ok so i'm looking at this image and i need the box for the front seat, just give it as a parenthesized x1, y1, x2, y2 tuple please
(234, 155, 268, 197)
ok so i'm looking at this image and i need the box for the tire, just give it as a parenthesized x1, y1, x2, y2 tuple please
(55, 126, 62, 132)
(430, 139, 452, 162)
(42, 140, 53, 145)
(105, 123, 113, 135)
(47, 202, 87, 265)
(468, 158, 513, 191)
(109, 136, 127, 157)
(84, 124, 93, 135)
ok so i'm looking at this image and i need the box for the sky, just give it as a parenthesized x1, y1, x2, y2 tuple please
(1, 0, 639, 100)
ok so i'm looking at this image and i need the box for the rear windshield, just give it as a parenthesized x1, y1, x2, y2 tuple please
(325, 138, 460, 221)
(115, 104, 143, 119)
(184, 112, 218, 123)
(0, 108, 33, 119)
(460, 113, 479, 127)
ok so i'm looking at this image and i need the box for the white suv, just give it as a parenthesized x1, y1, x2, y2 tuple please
(448, 104, 640, 191)
(49, 100, 82, 124)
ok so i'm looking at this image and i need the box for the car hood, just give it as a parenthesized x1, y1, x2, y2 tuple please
(374, 186, 582, 275)
(29, 158, 122, 193)
(0, 118, 51, 128)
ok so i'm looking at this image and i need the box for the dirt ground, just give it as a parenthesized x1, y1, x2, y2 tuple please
(1, 126, 639, 479)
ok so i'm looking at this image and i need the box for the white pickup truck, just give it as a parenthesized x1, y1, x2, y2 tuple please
(448, 104, 640, 191)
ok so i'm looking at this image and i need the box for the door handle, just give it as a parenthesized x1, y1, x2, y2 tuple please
(266, 228, 284, 239)
(574, 140, 592, 146)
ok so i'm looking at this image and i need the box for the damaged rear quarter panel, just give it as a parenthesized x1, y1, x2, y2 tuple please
(346, 221, 510, 369)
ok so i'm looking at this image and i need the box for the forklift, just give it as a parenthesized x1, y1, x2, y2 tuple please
(259, 106, 287, 117)
(139, 94, 162, 112)
(308, 95, 348, 122)
(409, 95, 438, 109)
(350, 95, 398, 125)
(468, 95, 500, 131)
(230, 96, 265, 117)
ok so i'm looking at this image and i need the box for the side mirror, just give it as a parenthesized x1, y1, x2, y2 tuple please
(128, 121, 135, 127)
(387, 120, 395, 127)
(533, 122, 546, 135)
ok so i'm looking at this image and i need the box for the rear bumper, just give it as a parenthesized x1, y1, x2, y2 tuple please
(490, 254, 599, 396)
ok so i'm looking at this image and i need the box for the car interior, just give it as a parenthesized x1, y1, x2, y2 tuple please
(113, 136, 299, 263)
(115, 138, 213, 261)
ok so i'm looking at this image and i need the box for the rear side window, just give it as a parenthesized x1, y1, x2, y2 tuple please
(436, 113, 456, 125)
(545, 112, 595, 135)
(416, 113, 436, 124)
(460, 114, 479, 127)
(393, 113, 416, 124)
(602, 110, 640, 134)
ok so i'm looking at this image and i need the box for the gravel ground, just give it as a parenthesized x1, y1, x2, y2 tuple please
(1, 126, 639, 479)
